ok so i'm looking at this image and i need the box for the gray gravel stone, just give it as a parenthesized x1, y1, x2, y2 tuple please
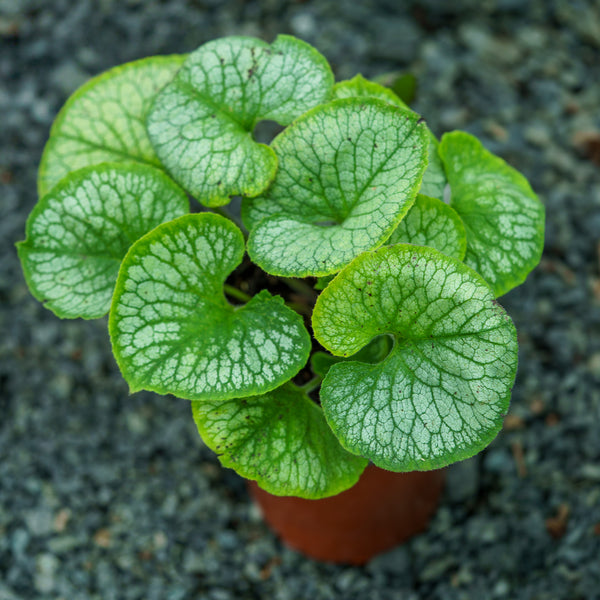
(0, 584, 22, 600)
(23, 507, 54, 537)
(10, 529, 29, 560)
(50, 60, 90, 95)
(444, 456, 480, 504)
(34, 553, 60, 593)
(2, 1, 599, 599)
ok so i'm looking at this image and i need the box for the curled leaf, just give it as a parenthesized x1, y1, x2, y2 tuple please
(439, 131, 545, 296)
(38, 55, 185, 196)
(312, 244, 518, 471)
(18, 163, 189, 319)
(109, 213, 311, 400)
(192, 383, 367, 499)
(147, 35, 334, 206)
(245, 98, 428, 276)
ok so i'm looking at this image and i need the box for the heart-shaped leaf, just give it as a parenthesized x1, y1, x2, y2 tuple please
(439, 131, 545, 296)
(245, 98, 429, 277)
(387, 194, 467, 261)
(312, 244, 518, 471)
(332, 75, 447, 200)
(17, 163, 189, 319)
(109, 213, 311, 400)
(38, 55, 185, 197)
(192, 383, 367, 499)
(146, 35, 334, 207)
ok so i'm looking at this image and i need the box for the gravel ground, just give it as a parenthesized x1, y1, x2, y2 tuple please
(1, 1, 600, 598)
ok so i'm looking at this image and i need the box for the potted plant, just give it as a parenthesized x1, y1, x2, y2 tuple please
(17, 35, 544, 564)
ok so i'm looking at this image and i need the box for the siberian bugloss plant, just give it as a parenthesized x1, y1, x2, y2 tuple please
(18, 36, 544, 499)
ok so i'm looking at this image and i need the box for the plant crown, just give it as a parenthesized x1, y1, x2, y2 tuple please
(18, 35, 544, 499)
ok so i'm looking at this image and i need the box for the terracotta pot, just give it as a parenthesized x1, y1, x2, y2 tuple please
(247, 464, 445, 565)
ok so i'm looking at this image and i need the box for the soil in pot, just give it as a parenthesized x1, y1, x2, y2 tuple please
(248, 464, 445, 565)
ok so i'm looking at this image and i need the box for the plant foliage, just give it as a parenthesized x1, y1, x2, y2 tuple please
(19, 35, 544, 498)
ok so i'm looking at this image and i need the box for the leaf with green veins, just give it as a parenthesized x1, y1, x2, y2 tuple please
(244, 98, 428, 277)
(311, 335, 393, 378)
(191, 383, 367, 499)
(387, 194, 467, 261)
(332, 74, 410, 109)
(439, 131, 545, 297)
(109, 213, 311, 400)
(420, 134, 447, 200)
(17, 163, 189, 320)
(312, 244, 518, 472)
(38, 55, 186, 197)
(146, 35, 334, 207)
(332, 75, 447, 201)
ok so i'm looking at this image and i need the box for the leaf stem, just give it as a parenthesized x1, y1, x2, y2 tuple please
(282, 277, 318, 301)
(286, 300, 313, 316)
(224, 286, 313, 315)
(300, 375, 323, 394)
(223, 284, 252, 303)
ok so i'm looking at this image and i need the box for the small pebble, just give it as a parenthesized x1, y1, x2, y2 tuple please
(34, 553, 59, 593)
(2, 2, 599, 599)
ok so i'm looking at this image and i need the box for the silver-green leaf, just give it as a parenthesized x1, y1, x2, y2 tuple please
(312, 244, 518, 472)
(192, 383, 367, 499)
(38, 55, 185, 197)
(420, 134, 447, 200)
(387, 194, 467, 261)
(332, 74, 447, 200)
(17, 163, 189, 319)
(245, 98, 429, 277)
(332, 73, 410, 109)
(439, 131, 545, 296)
(109, 213, 311, 400)
(146, 35, 334, 207)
